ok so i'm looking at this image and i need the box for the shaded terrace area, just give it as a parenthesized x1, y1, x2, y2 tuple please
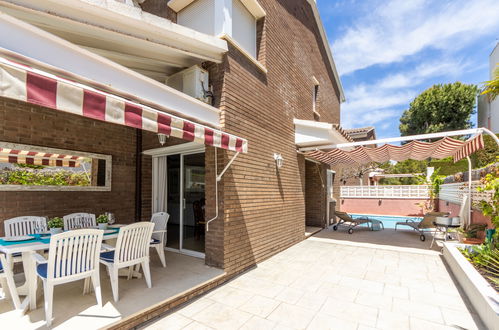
(0, 252, 224, 329)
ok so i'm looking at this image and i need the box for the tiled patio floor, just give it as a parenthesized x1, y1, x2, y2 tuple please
(143, 231, 484, 330)
(0, 251, 224, 329)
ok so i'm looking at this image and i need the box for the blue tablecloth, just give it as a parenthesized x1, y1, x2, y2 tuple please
(0, 228, 120, 246)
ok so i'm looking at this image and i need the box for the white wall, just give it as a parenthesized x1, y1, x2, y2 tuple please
(478, 43, 499, 133)
(489, 44, 499, 133)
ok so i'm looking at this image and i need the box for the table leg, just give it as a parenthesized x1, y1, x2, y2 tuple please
(21, 251, 37, 310)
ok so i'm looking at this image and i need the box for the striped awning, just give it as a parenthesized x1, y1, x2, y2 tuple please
(0, 56, 248, 153)
(0, 148, 84, 167)
(306, 135, 484, 166)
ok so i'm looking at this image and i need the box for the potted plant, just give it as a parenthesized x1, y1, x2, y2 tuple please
(96, 214, 109, 230)
(47, 217, 64, 235)
(458, 224, 487, 245)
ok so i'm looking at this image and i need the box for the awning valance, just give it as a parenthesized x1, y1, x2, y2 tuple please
(0, 56, 248, 153)
(0, 148, 83, 167)
(305, 135, 484, 166)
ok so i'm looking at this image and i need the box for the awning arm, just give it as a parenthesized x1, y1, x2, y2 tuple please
(299, 128, 483, 152)
(217, 152, 240, 182)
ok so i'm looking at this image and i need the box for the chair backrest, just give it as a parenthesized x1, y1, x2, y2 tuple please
(46, 229, 103, 280)
(193, 201, 204, 223)
(150, 212, 169, 241)
(335, 211, 353, 222)
(63, 213, 96, 231)
(419, 211, 450, 229)
(4, 216, 47, 237)
(114, 222, 154, 265)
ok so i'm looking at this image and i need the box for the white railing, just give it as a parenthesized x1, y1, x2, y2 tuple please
(439, 181, 492, 205)
(340, 185, 431, 199)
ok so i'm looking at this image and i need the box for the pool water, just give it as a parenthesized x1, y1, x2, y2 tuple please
(350, 214, 423, 229)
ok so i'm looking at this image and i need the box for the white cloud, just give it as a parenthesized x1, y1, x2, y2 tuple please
(340, 57, 471, 129)
(332, 0, 499, 75)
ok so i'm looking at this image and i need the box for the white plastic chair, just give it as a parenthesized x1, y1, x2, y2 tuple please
(4, 216, 47, 265)
(63, 213, 96, 231)
(0, 254, 21, 310)
(150, 212, 169, 267)
(32, 229, 104, 327)
(4, 216, 47, 237)
(100, 222, 154, 302)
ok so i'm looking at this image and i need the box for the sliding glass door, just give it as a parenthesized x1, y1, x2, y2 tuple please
(154, 151, 205, 258)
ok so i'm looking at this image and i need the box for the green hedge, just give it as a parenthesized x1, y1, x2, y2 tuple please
(0, 168, 90, 186)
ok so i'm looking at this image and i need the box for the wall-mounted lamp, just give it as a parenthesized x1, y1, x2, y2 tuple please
(274, 153, 284, 169)
(158, 133, 167, 146)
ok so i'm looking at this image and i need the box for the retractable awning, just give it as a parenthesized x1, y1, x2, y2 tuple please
(0, 148, 83, 167)
(0, 55, 248, 153)
(301, 129, 494, 166)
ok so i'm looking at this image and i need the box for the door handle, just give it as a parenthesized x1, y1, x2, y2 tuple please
(183, 198, 186, 210)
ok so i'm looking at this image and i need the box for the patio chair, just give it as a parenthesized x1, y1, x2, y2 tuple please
(0, 254, 21, 310)
(63, 213, 96, 231)
(395, 211, 449, 241)
(4, 216, 47, 265)
(99, 222, 154, 302)
(150, 212, 169, 268)
(32, 229, 104, 327)
(333, 211, 372, 234)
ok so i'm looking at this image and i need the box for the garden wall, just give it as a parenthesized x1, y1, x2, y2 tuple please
(340, 198, 425, 216)
(438, 200, 492, 228)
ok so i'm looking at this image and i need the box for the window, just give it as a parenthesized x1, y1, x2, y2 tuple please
(0, 142, 111, 191)
(232, 0, 257, 58)
(313, 77, 320, 120)
(172, 0, 266, 62)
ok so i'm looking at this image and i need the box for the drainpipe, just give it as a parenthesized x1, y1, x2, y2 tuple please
(206, 149, 240, 231)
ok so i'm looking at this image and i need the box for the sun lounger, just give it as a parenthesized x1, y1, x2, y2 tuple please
(395, 211, 449, 241)
(333, 211, 380, 234)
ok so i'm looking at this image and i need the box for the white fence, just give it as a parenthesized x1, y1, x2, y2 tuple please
(439, 181, 492, 205)
(340, 185, 431, 199)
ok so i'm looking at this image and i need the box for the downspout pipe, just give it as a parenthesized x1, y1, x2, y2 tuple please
(206, 150, 240, 231)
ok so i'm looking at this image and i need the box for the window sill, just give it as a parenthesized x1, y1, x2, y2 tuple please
(219, 34, 267, 74)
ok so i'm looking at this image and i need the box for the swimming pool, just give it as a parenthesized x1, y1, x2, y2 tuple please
(349, 214, 423, 229)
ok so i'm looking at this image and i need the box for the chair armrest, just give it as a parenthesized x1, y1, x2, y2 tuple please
(101, 243, 115, 251)
(152, 230, 167, 234)
(32, 253, 47, 265)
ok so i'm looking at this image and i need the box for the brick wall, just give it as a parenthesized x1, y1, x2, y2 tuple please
(0, 98, 138, 235)
(212, 0, 342, 274)
(305, 160, 326, 227)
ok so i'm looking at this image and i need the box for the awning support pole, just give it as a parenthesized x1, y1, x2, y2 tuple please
(217, 152, 240, 182)
(467, 156, 472, 229)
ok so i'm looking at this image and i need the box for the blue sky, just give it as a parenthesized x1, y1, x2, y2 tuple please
(317, 0, 499, 139)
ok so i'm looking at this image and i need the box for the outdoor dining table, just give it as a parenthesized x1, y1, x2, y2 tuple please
(0, 227, 121, 313)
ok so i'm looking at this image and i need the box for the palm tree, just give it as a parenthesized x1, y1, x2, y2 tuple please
(482, 66, 499, 100)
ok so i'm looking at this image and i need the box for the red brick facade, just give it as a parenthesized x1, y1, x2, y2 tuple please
(0, 0, 342, 276)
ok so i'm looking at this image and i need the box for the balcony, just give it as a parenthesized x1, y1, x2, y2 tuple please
(0, 0, 230, 127)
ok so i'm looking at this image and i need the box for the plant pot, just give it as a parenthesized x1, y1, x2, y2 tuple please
(98, 223, 108, 230)
(49, 227, 63, 235)
(462, 238, 484, 245)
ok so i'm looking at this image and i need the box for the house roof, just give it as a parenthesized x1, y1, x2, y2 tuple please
(306, 0, 346, 103)
(344, 126, 376, 140)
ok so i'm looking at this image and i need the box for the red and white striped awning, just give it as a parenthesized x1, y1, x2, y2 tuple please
(306, 135, 484, 166)
(0, 56, 248, 153)
(0, 148, 84, 167)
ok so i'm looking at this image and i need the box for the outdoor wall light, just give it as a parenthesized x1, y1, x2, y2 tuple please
(274, 153, 284, 169)
(158, 133, 167, 146)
